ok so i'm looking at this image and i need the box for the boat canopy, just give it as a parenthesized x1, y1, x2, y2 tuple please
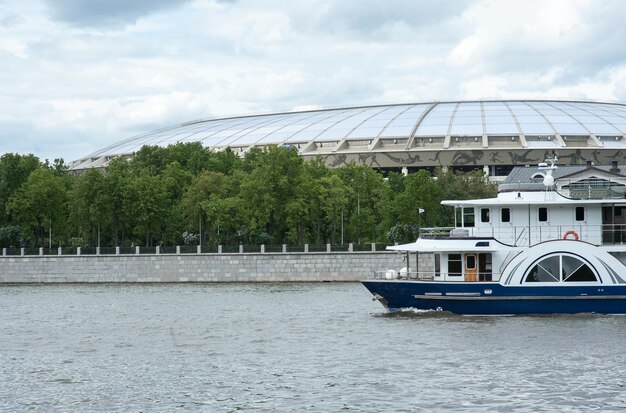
(387, 238, 503, 253)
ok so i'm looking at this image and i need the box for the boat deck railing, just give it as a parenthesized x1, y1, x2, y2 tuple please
(419, 224, 626, 247)
(373, 270, 502, 282)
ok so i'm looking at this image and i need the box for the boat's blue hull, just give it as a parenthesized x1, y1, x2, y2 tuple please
(362, 280, 626, 315)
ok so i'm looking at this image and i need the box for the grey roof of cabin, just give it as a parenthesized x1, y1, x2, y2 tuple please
(500, 163, 626, 192)
(504, 164, 626, 184)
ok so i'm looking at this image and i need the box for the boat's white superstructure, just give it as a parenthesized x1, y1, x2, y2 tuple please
(363, 157, 626, 314)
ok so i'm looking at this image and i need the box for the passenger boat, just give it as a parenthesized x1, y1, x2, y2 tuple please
(363, 157, 626, 315)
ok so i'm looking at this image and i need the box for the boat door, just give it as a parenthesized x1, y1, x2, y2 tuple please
(464, 254, 478, 282)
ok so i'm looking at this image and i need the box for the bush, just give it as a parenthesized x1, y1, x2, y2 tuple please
(68, 237, 86, 248)
(182, 231, 199, 245)
(386, 224, 419, 244)
(0, 225, 23, 248)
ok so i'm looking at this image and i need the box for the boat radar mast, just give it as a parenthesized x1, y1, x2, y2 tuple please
(538, 154, 558, 189)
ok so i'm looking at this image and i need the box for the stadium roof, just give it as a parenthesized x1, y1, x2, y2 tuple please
(69, 99, 626, 171)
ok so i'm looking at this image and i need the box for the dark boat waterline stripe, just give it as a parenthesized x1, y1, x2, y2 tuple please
(413, 295, 626, 301)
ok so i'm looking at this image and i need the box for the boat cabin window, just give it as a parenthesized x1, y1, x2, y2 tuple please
(480, 208, 490, 223)
(434, 254, 441, 277)
(448, 254, 463, 277)
(463, 208, 475, 227)
(575, 206, 585, 222)
(501, 208, 511, 223)
(524, 254, 598, 283)
(538, 207, 548, 222)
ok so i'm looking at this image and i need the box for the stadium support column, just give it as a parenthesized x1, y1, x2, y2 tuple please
(483, 165, 489, 178)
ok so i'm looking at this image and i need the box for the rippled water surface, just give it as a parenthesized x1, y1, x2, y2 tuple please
(1, 283, 626, 412)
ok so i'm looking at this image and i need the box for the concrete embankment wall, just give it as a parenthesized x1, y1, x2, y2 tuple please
(0, 252, 402, 283)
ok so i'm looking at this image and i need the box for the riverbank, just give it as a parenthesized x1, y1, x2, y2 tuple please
(0, 252, 400, 283)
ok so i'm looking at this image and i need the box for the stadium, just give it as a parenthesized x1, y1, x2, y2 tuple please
(69, 99, 626, 179)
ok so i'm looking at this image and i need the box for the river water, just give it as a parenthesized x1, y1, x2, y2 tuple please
(1, 283, 625, 412)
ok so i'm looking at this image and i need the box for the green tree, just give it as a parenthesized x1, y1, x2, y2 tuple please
(6, 168, 67, 247)
(319, 174, 350, 244)
(129, 145, 169, 175)
(180, 170, 227, 244)
(239, 146, 306, 243)
(166, 142, 214, 175)
(394, 170, 443, 227)
(337, 163, 387, 243)
(434, 169, 497, 225)
(159, 162, 194, 244)
(0, 153, 41, 225)
(202, 193, 254, 245)
(105, 158, 132, 246)
(68, 168, 110, 246)
(206, 148, 242, 175)
(124, 172, 169, 246)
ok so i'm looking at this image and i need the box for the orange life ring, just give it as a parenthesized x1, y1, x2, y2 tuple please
(563, 230, 579, 241)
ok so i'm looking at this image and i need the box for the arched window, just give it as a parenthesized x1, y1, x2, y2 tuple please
(561, 256, 597, 282)
(524, 254, 598, 283)
(526, 256, 559, 282)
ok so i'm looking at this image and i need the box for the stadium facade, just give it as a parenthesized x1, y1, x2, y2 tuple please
(69, 100, 626, 178)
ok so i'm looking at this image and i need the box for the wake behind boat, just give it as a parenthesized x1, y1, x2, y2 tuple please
(363, 156, 626, 315)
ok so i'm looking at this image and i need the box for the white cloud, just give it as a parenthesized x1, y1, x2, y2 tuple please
(1, 0, 626, 162)
(44, 0, 192, 28)
(0, 38, 28, 57)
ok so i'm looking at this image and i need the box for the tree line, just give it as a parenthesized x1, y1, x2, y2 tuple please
(0, 143, 496, 248)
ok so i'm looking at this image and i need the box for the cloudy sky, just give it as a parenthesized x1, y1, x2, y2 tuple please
(2, 0, 626, 162)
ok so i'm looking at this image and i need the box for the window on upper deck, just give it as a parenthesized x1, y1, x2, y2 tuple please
(480, 208, 490, 223)
(501, 208, 511, 223)
(463, 208, 475, 227)
(524, 254, 598, 283)
(575, 206, 585, 222)
(538, 207, 548, 222)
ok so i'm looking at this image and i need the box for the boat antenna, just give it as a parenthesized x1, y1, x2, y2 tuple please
(537, 152, 558, 189)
